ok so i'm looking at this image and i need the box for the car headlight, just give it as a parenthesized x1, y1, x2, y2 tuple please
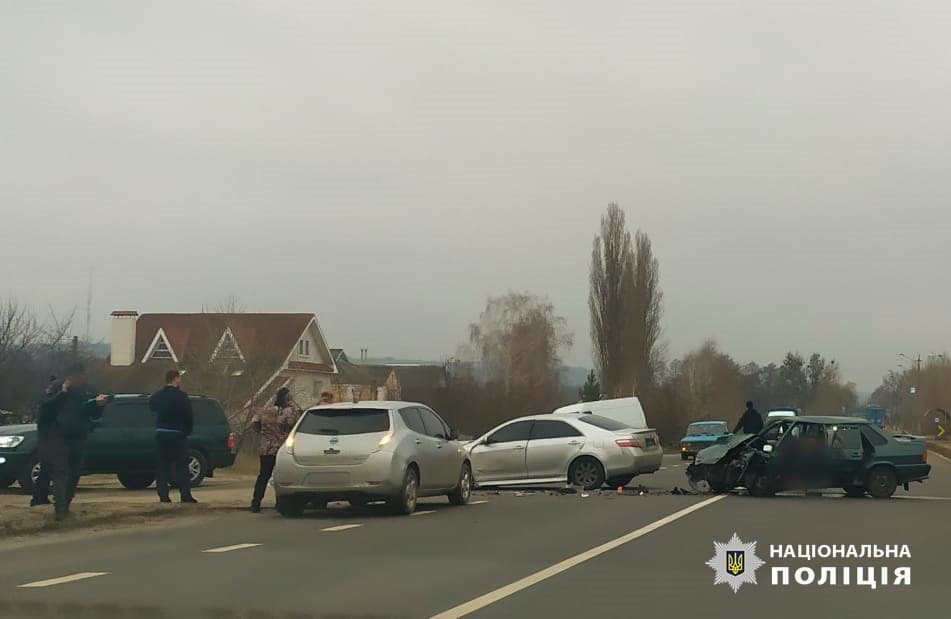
(0, 436, 24, 449)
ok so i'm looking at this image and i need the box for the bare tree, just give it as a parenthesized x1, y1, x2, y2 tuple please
(467, 292, 573, 417)
(630, 230, 664, 394)
(0, 298, 41, 371)
(589, 204, 636, 397)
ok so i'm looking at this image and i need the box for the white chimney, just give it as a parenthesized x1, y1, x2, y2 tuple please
(110, 310, 138, 366)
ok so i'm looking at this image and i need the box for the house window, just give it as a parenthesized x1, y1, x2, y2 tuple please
(215, 331, 242, 361)
(151, 338, 173, 359)
(299, 339, 310, 356)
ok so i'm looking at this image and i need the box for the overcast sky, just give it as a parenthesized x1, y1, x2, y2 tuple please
(3, 1, 951, 392)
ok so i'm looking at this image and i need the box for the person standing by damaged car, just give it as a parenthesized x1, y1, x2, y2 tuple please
(36, 364, 109, 520)
(150, 370, 197, 504)
(734, 401, 764, 435)
(249, 387, 300, 513)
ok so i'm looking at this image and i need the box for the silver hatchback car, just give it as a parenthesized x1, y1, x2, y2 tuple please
(466, 413, 663, 490)
(273, 401, 471, 516)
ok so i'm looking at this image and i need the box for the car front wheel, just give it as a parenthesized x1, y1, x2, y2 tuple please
(866, 467, 897, 499)
(17, 454, 41, 492)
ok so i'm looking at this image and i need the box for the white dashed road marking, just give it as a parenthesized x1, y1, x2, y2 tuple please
(430, 495, 726, 619)
(321, 524, 363, 532)
(411, 510, 436, 517)
(18, 572, 108, 588)
(203, 543, 261, 553)
(470, 500, 489, 505)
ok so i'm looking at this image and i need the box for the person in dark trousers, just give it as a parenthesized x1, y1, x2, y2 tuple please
(30, 376, 60, 506)
(734, 401, 764, 435)
(249, 387, 300, 512)
(149, 370, 197, 504)
(35, 364, 109, 520)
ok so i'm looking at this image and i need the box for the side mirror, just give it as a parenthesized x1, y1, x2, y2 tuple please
(762, 444, 774, 453)
(448, 428, 459, 441)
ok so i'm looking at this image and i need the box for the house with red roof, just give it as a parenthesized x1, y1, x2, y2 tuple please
(104, 310, 337, 412)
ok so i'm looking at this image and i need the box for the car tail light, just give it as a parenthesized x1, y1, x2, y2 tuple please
(226, 432, 236, 451)
(616, 437, 643, 449)
(922, 450, 927, 462)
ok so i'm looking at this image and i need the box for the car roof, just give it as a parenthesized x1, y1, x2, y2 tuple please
(775, 415, 870, 425)
(688, 419, 727, 424)
(305, 400, 424, 411)
(113, 393, 216, 401)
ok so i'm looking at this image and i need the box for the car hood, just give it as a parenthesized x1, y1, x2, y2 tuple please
(694, 433, 756, 464)
(0, 423, 36, 436)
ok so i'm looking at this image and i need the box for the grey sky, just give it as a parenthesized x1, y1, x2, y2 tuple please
(3, 1, 950, 391)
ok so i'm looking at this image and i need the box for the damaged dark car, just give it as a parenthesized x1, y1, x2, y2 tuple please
(686, 416, 930, 498)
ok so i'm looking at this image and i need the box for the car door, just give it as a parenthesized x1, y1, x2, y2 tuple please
(525, 419, 584, 479)
(827, 424, 864, 485)
(84, 401, 153, 472)
(418, 407, 459, 489)
(398, 407, 439, 490)
(469, 420, 533, 483)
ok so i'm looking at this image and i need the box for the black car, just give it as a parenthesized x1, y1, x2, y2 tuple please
(0, 394, 237, 491)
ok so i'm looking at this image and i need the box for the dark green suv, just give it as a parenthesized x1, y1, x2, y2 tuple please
(0, 394, 237, 491)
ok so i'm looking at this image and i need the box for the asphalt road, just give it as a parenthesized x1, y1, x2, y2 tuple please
(1, 452, 949, 619)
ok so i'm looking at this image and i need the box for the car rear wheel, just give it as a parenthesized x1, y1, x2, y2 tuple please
(117, 472, 155, 490)
(276, 494, 307, 518)
(186, 450, 207, 488)
(448, 463, 472, 505)
(568, 457, 605, 491)
(390, 467, 418, 515)
(865, 466, 897, 499)
(606, 475, 634, 488)
(843, 485, 866, 498)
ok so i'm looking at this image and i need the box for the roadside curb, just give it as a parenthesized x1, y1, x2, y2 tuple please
(927, 441, 951, 461)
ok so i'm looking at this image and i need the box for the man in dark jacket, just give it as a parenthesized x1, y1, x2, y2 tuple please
(30, 375, 60, 506)
(149, 370, 197, 503)
(36, 364, 109, 520)
(734, 401, 764, 435)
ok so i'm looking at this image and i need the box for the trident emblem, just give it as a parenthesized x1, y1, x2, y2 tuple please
(726, 550, 745, 576)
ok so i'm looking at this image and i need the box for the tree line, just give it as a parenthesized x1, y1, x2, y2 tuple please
(431, 203, 858, 441)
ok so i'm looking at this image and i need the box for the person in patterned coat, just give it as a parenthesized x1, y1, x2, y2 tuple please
(250, 387, 300, 512)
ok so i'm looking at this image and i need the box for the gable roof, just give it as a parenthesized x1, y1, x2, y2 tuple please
(133, 313, 317, 365)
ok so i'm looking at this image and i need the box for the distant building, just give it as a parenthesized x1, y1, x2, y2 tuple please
(328, 349, 447, 403)
(103, 311, 337, 411)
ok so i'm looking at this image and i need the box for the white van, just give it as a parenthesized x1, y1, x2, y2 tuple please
(553, 397, 648, 430)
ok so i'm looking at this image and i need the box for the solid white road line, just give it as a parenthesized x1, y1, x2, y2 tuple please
(321, 524, 363, 532)
(18, 572, 108, 588)
(430, 495, 726, 619)
(202, 543, 261, 554)
(411, 510, 436, 517)
(929, 449, 951, 464)
(470, 500, 489, 505)
(894, 495, 951, 501)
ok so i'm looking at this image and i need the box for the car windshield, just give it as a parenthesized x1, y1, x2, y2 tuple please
(296, 408, 390, 435)
(576, 414, 631, 431)
(687, 422, 727, 435)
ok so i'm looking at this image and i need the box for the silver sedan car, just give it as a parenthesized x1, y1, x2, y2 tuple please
(273, 401, 471, 516)
(466, 413, 663, 490)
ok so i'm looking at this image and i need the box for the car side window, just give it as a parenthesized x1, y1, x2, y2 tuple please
(529, 420, 582, 440)
(105, 403, 153, 428)
(860, 425, 888, 447)
(418, 407, 449, 439)
(829, 426, 862, 450)
(399, 407, 426, 435)
(487, 420, 533, 443)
